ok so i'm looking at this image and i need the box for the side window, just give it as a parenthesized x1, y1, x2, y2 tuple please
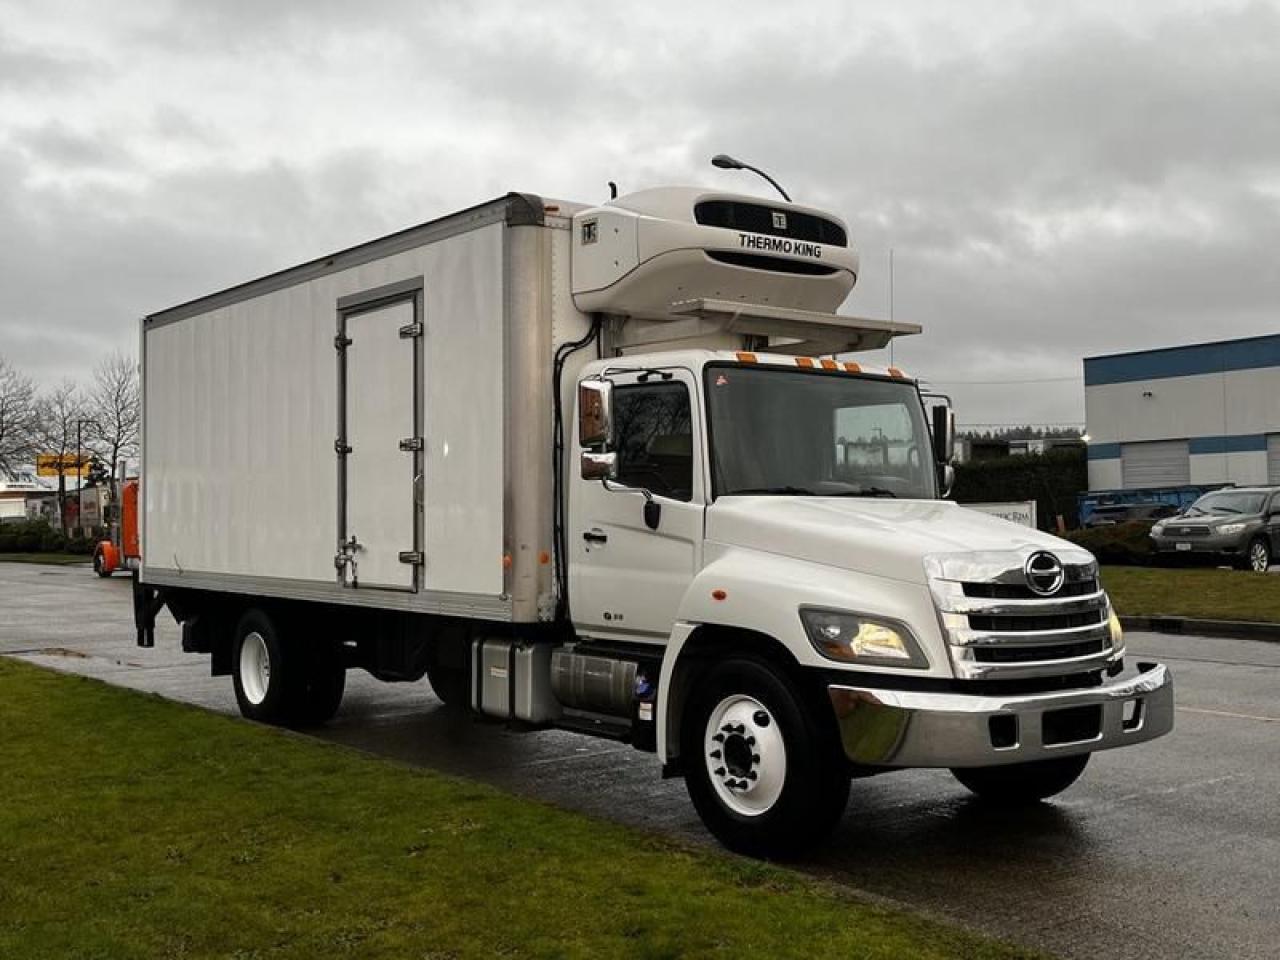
(612, 382, 694, 501)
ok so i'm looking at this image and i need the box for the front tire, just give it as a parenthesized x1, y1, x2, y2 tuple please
(951, 754, 1089, 804)
(1241, 537, 1271, 573)
(682, 658, 850, 858)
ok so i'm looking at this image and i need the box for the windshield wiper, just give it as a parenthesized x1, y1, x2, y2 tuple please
(832, 487, 898, 498)
(726, 486, 820, 496)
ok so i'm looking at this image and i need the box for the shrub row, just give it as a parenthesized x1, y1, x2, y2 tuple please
(953, 447, 1088, 530)
(1062, 521, 1155, 565)
(0, 519, 98, 555)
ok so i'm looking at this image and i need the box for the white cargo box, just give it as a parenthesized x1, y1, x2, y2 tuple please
(141, 194, 591, 623)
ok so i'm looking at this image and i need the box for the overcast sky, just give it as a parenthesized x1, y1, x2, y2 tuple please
(2, 0, 1277, 429)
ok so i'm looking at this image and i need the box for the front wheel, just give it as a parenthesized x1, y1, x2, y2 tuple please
(682, 658, 850, 858)
(950, 754, 1090, 804)
(1239, 537, 1271, 573)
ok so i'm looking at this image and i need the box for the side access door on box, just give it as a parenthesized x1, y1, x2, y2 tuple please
(334, 278, 424, 591)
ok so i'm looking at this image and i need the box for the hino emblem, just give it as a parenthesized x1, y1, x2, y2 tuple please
(1024, 551, 1065, 596)
(771, 211, 788, 230)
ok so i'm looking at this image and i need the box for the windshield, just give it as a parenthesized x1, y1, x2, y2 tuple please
(1188, 491, 1265, 516)
(704, 364, 938, 499)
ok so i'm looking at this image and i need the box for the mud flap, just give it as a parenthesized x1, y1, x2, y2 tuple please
(131, 572, 165, 648)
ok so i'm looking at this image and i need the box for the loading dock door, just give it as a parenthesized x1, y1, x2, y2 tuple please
(337, 283, 422, 591)
(1121, 440, 1189, 488)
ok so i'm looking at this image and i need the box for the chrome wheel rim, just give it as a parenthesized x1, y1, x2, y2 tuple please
(239, 631, 271, 705)
(1251, 542, 1269, 572)
(704, 694, 787, 817)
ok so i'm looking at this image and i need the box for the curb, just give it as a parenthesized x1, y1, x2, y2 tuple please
(1120, 615, 1280, 643)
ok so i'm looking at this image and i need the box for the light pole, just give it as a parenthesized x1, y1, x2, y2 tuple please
(74, 417, 96, 534)
(711, 154, 792, 202)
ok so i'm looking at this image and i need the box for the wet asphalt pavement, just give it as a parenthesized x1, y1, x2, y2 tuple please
(2, 560, 1279, 960)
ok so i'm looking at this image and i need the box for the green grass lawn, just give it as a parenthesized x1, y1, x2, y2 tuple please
(0, 659, 1042, 960)
(1102, 566, 1280, 623)
(0, 552, 90, 565)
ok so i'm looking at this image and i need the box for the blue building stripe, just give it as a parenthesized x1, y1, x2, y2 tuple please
(1084, 333, 1280, 386)
(1188, 434, 1269, 455)
(1087, 443, 1122, 461)
(1089, 435, 1270, 460)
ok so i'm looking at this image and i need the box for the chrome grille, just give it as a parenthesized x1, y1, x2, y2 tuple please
(926, 551, 1121, 681)
(1166, 525, 1209, 538)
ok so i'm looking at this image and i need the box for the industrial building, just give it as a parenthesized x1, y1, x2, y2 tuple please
(1084, 333, 1280, 491)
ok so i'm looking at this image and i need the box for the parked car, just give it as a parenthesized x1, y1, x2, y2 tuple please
(1150, 487, 1280, 572)
(1084, 502, 1179, 529)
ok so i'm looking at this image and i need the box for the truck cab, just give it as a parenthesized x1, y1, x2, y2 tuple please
(561, 346, 1171, 854)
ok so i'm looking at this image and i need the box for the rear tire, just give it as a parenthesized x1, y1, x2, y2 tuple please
(232, 609, 300, 724)
(294, 640, 346, 726)
(951, 754, 1090, 804)
(682, 658, 850, 858)
(426, 663, 468, 708)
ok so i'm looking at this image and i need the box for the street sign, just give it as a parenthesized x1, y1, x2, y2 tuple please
(36, 453, 90, 478)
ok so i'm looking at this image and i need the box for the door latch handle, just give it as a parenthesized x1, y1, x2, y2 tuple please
(582, 529, 608, 544)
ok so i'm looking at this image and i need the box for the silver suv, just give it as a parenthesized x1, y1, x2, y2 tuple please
(1150, 487, 1279, 572)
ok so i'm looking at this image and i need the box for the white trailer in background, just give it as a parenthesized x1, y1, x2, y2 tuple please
(136, 185, 1172, 855)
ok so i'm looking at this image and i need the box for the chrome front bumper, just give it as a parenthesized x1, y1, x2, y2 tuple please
(828, 662, 1173, 768)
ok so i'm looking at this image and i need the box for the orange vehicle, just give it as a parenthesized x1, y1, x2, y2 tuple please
(94, 478, 140, 577)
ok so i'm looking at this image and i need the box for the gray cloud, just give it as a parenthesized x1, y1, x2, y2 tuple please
(0, 0, 1277, 432)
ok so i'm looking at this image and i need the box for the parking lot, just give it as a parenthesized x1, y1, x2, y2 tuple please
(3, 560, 1278, 960)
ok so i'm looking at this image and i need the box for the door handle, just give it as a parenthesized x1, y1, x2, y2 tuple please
(583, 529, 608, 544)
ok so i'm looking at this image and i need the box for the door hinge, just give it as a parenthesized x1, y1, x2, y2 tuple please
(399, 321, 423, 339)
(398, 437, 424, 452)
(334, 439, 352, 456)
(334, 334, 352, 351)
(398, 550, 424, 565)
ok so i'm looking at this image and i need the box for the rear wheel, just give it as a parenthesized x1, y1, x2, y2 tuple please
(232, 609, 298, 724)
(294, 640, 346, 726)
(682, 658, 850, 858)
(950, 754, 1089, 804)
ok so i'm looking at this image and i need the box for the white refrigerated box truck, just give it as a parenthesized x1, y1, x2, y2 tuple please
(135, 185, 1173, 854)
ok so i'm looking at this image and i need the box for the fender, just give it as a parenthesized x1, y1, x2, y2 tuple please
(655, 545, 947, 765)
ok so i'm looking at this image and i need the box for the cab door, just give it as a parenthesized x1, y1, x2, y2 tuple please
(569, 369, 705, 643)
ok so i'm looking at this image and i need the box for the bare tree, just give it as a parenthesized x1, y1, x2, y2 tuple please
(36, 380, 89, 533)
(87, 352, 140, 479)
(0, 356, 38, 478)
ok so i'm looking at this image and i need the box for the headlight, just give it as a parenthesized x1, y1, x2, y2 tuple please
(1151, 522, 1165, 534)
(1218, 522, 1246, 535)
(800, 608, 929, 668)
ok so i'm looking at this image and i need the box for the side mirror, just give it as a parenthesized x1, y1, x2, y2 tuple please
(578, 380, 613, 448)
(931, 404, 955, 465)
(939, 463, 955, 499)
(581, 451, 618, 481)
